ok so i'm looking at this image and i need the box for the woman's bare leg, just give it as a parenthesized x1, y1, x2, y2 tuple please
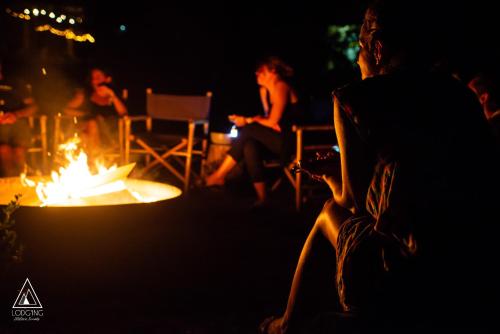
(205, 155, 237, 186)
(81, 119, 100, 167)
(270, 199, 351, 334)
(85, 119, 100, 149)
(253, 181, 267, 203)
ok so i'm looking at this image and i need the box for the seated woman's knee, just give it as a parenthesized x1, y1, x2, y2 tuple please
(237, 123, 258, 141)
(316, 198, 351, 245)
(243, 139, 260, 158)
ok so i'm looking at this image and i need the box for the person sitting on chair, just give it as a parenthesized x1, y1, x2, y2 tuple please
(205, 56, 303, 207)
(259, 1, 499, 332)
(0, 60, 38, 176)
(65, 66, 127, 156)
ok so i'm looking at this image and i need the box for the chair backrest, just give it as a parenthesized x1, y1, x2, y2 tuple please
(146, 89, 212, 122)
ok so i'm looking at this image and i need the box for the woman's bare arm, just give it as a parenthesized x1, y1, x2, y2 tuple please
(66, 90, 85, 109)
(259, 86, 270, 116)
(253, 82, 289, 130)
(325, 96, 371, 214)
(64, 90, 86, 116)
(96, 86, 127, 116)
(110, 94, 127, 116)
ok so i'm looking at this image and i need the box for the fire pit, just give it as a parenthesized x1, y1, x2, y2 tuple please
(0, 138, 189, 328)
(0, 176, 181, 207)
(0, 137, 181, 207)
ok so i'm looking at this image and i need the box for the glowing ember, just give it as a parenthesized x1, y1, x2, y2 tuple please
(15, 137, 180, 207)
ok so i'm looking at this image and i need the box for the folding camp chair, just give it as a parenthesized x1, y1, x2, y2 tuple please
(123, 89, 211, 192)
(266, 124, 336, 211)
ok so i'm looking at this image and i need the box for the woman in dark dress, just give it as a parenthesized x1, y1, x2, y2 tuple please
(260, 1, 499, 332)
(65, 67, 127, 155)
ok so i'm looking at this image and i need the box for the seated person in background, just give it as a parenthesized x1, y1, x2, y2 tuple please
(0, 60, 38, 176)
(468, 73, 500, 136)
(65, 66, 127, 156)
(205, 56, 303, 207)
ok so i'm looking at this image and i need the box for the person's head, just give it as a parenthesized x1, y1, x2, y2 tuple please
(468, 74, 500, 118)
(255, 56, 294, 87)
(357, 0, 440, 79)
(89, 67, 113, 91)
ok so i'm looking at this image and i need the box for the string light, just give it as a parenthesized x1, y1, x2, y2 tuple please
(7, 9, 31, 20)
(6, 8, 83, 25)
(35, 24, 95, 43)
(7, 8, 83, 24)
(6, 8, 92, 43)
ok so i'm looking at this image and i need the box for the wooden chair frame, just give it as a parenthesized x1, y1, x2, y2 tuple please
(123, 89, 211, 192)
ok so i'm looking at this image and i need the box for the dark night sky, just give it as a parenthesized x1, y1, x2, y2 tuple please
(1, 0, 500, 131)
(80, 0, 371, 129)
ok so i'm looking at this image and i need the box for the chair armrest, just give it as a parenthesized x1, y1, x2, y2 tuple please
(28, 114, 48, 122)
(28, 114, 47, 119)
(293, 124, 336, 162)
(292, 124, 335, 132)
(123, 115, 153, 135)
(124, 115, 151, 122)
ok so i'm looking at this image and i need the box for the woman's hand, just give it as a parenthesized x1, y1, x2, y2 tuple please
(228, 114, 248, 127)
(96, 85, 116, 99)
(94, 86, 127, 116)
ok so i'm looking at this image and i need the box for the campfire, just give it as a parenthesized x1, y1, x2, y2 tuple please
(0, 137, 181, 207)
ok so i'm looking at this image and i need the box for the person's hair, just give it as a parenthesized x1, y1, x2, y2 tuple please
(90, 65, 112, 78)
(85, 65, 113, 90)
(469, 74, 500, 113)
(360, 0, 443, 73)
(256, 56, 295, 80)
(77, 65, 114, 98)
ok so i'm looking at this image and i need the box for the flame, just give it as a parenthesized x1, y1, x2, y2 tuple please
(22, 137, 124, 206)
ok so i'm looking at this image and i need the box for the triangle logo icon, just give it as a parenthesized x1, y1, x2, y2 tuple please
(12, 278, 43, 309)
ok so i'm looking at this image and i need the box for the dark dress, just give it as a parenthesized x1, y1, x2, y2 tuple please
(332, 70, 499, 328)
(80, 91, 120, 147)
